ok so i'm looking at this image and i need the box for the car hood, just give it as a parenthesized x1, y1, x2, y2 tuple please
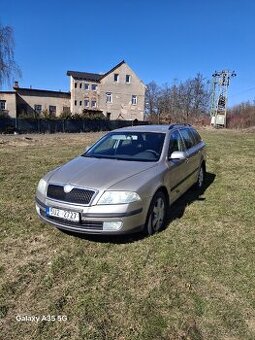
(48, 156, 157, 190)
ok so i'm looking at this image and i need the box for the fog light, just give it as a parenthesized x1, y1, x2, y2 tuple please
(35, 204, 40, 214)
(103, 221, 122, 231)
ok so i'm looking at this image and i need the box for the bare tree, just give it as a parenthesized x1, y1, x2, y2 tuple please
(145, 81, 161, 116)
(0, 23, 21, 88)
(146, 74, 210, 124)
(191, 73, 211, 117)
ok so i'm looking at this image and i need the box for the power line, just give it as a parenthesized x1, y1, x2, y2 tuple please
(228, 86, 255, 98)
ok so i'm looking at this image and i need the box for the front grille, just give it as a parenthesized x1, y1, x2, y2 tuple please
(47, 184, 95, 205)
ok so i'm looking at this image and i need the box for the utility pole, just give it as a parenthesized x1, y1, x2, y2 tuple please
(210, 70, 236, 128)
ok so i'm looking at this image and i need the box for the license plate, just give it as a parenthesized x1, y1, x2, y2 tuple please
(46, 207, 80, 222)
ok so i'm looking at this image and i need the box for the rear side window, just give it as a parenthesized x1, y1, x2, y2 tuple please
(179, 128, 195, 149)
(190, 128, 202, 145)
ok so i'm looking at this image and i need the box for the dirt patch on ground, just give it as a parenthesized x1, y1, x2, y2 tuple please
(0, 132, 106, 148)
(197, 125, 255, 133)
(241, 126, 255, 133)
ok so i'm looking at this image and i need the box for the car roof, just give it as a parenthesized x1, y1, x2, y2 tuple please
(113, 124, 192, 133)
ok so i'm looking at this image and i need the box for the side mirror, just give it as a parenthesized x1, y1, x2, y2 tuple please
(169, 151, 186, 160)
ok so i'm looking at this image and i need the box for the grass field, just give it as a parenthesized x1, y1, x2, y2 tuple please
(0, 128, 255, 340)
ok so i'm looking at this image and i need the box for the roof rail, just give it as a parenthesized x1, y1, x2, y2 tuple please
(168, 123, 191, 130)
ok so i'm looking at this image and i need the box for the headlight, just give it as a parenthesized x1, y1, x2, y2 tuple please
(97, 191, 141, 205)
(37, 178, 47, 195)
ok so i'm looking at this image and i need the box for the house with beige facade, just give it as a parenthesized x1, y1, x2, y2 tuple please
(67, 60, 146, 120)
(0, 61, 145, 120)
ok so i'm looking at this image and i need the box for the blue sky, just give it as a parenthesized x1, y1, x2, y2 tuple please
(1, 0, 255, 106)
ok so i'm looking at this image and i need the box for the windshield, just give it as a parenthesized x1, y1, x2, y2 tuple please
(83, 132, 166, 162)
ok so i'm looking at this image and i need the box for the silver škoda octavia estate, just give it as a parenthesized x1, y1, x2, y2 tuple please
(36, 124, 206, 235)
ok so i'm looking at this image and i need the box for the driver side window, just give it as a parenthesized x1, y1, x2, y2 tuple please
(168, 130, 184, 157)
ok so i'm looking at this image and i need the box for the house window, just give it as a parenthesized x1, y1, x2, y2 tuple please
(114, 73, 119, 82)
(106, 112, 111, 120)
(126, 75, 131, 83)
(49, 105, 56, 117)
(34, 105, 42, 114)
(131, 95, 137, 105)
(84, 99, 89, 107)
(91, 84, 97, 91)
(106, 92, 112, 103)
(63, 106, 70, 114)
(75, 83, 77, 88)
(79, 83, 82, 89)
(74, 100, 77, 106)
(91, 100, 97, 108)
(84, 83, 89, 90)
(0, 100, 6, 110)
(79, 101, 82, 106)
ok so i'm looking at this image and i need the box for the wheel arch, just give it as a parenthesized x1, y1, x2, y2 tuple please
(201, 159, 206, 173)
(153, 185, 170, 207)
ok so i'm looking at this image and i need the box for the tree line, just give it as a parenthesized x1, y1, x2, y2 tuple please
(227, 101, 255, 128)
(145, 74, 211, 124)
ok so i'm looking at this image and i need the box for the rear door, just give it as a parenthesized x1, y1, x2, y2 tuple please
(179, 128, 200, 188)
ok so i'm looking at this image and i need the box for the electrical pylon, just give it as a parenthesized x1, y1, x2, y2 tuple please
(210, 70, 236, 127)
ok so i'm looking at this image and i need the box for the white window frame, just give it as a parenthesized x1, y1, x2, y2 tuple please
(34, 104, 42, 113)
(91, 84, 98, 91)
(106, 92, 112, 103)
(114, 73, 119, 82)
(126, 75, 131, 83)
(84, 99, 89, 108)
(131, 95, 137, 105)
(0, 100, 6, 110)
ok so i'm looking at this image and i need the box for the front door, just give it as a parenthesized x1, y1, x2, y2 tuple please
(165, 130, 190, 203)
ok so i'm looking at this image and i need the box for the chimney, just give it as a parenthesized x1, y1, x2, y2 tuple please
(13, 81, 19, 89)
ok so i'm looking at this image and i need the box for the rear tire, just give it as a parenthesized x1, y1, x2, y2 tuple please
(145, 191, 167, 235)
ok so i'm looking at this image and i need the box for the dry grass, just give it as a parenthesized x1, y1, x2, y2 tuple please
(0, 129, 255, 340)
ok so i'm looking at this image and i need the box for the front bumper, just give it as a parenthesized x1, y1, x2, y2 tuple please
(35, 197, 148, 235)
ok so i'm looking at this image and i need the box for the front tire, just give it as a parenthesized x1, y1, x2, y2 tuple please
(145, 191, 167, 235)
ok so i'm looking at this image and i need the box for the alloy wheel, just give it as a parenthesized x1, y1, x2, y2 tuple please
(147, 192, 166, 234)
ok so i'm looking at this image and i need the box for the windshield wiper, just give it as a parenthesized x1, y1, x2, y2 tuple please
(82, 154, 156, 162)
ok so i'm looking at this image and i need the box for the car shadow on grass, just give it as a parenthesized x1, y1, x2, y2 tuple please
(61, 172, 216, 244)
(162, 171, 216, 230)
